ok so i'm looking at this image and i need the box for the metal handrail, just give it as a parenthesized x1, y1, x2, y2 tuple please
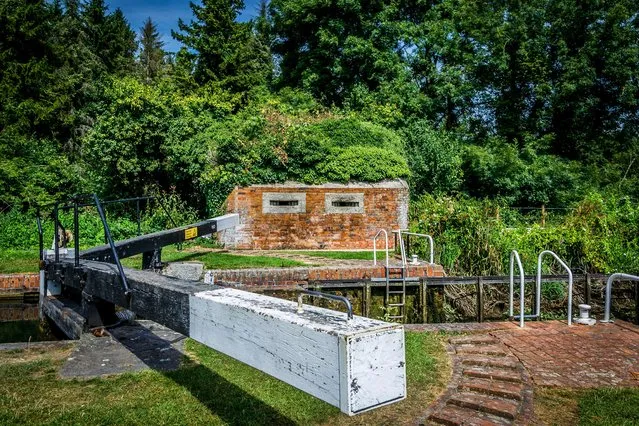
(400, 232, 434, 264)
(373, 229, 389, 268)
(397, 229, 407, 267)
(509, 250, 526, 328)
(92, 194, 131, 297)
(297, 289, 353, 321)
(601, 273, 639, 322)
(536, 250, 573, 326)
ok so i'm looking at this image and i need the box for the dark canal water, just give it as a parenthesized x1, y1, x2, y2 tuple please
(0, 300, 61, 343)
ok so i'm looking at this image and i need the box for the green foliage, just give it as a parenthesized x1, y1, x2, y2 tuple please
(0, 0, 638, 280)
(0, 193, 197, 251)
(411, 192, 639, 276)
(200, 109, 411, 212)
(172, 0, 270, 94)
(82, 76, 233, 209)
(269, 0, 411, 105)
(461, 138, 588, 206)
(138, 18, 166, 82)
(402, 121, 463, 195)
(317, 145, 410, 182)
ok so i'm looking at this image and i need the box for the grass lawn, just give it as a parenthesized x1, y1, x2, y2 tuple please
(0, 331, 450, 425)
(0, 245, 306, 274)
(0, 249, 39, 273)
(286, 251, 376, 260)
(535, 387, 639, 425)
(120, 245, 306, 270)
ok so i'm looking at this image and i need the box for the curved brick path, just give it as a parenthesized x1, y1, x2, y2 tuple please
(417, 334, 535, 425)
(410, 320, 639, 425)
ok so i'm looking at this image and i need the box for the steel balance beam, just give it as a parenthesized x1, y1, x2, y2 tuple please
(80, 214, 239, 263)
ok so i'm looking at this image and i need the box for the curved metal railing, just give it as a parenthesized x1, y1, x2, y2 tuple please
(373, 229, 389, 268)
(400, 232, 434, 264)
(297, 289, 353, 321)
(509, 250, 526, 328)
(536, 250, 573, 326)
(601, 273, 639, 322)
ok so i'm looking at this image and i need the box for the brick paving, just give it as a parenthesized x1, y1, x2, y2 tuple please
(414, 320, 639, 425)
(418, 334, 535, 425)
(491, 320, 639, 388)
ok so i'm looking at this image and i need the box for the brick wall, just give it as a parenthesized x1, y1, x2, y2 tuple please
(211, 264, 445, 288)
(219, 180, 409, 249)
(0, 273, 39, 293)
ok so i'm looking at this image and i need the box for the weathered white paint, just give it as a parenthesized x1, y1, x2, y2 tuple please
(189, 288, 406, 415)
(212, 213, 239, 234)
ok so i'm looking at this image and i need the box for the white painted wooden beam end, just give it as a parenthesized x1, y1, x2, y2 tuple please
(189, 288, 406, 415)
(212, 213, 239, 232)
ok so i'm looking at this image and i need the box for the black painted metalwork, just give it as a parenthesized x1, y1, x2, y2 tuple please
(73, 198, 80, 267)
(80, 217, 219, 263)
(92, 194, 130, 296)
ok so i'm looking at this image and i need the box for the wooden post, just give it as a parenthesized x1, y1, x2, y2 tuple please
(476, 277, 484, 323)
(421, 279, 428, 324)
(364, 283, 371, 318)
(635, 281, 639, 325)
(585, 273, 592, 305)
(541, 204, 546, 227)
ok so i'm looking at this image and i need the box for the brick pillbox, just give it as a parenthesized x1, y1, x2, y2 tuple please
(219, 180, 409, 250)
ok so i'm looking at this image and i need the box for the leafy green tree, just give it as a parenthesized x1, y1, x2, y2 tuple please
(545, 0, 639, 160)
(82, 0, 136, 74)
(402, 121, 462, 195)
(138, 17, 165, 82)
(172, 0, 270, 94)
(269, 0, 411, 105)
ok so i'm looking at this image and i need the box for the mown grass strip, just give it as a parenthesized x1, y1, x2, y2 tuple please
(0, 331, 449, 425)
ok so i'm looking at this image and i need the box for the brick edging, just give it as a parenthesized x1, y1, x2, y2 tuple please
(211, 264, 444, 287)
(0, 273, 40, 293)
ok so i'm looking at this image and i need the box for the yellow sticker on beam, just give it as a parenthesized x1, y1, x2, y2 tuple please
(185, 227, 198, 239)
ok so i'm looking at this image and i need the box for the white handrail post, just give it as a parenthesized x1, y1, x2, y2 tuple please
(373, 229, 389, 269)
(509, 250, 525, 327)
(602, 273, 639, 322)
(427, 234, 434, 264)
(536, 250, 574, 326)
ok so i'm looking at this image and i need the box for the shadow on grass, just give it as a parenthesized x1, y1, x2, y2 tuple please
(112, 323, 296, 425)
(165, 364, 297, 426)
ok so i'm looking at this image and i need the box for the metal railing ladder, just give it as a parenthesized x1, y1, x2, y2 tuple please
(385, 229, 408, 321)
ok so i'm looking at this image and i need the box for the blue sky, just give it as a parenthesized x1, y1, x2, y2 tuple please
(107, 0, 262, 52)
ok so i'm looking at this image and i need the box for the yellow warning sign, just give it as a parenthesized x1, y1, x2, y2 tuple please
(185, 227, 198, 239)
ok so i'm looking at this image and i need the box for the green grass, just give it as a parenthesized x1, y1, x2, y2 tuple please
(0, 245, 306, 274)
(0, 331, 449, 425)
(579, 388, 639, 425)
(0, 249, 39, 273)
(286, 250, 376, 260)
(120, 245, 306, 270)
(535, 387, 639, 425)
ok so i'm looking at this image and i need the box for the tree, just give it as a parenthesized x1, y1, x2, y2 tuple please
(172, 0, 244, 83)
(139, 17, 165, 82)
(269, 0, 411, 105)
(82, 0, 136, 74)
